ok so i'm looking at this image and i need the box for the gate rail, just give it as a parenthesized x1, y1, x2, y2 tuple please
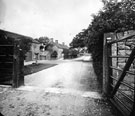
(103, 31, 135, 116)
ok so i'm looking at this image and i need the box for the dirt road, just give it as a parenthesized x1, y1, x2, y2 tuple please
(0, 58, 119, 116)
(25, 61, 99, 91)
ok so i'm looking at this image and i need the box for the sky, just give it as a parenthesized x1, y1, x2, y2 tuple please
(0, 0, 103, 45)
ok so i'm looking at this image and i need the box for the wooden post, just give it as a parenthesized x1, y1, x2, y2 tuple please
(13, 43, 19, 88)
(108, 44, 113, 94)
(103, 33, 113, 95)
(12, 42, 24, 87)
(103, 33, 108, 95)
(18, 49, 24, 86)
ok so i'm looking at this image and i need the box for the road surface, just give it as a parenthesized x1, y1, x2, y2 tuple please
(0, 56, 119, 116)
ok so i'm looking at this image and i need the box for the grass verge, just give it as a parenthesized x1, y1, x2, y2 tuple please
(24, 63, 57, 75)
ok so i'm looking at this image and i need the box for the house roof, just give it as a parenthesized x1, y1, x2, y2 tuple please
(0, 29, 33, 40)
(50, 41, 69, 49)
(0, 29, 41, 45)
(32, 39, 40, 44)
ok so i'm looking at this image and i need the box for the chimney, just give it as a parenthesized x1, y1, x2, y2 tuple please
(55, 40, 58, 44)
(50, 38, 53, 42)
(62, 42, 65, 45)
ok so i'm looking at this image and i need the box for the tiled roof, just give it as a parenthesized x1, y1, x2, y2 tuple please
(50, 41, 69, 49)
(32, 39, 40, 44)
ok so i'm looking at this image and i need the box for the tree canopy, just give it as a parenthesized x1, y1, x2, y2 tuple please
(38, 36, 50, 45)
(70, 0, 135, 85)
(69, 29, 88, 49)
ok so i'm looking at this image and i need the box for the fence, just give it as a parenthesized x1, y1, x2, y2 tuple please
(103, 31, 135, 116)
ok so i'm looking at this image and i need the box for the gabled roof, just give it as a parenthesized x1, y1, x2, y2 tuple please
(32, 39, 40, 44)
(50, 41, 69, 49)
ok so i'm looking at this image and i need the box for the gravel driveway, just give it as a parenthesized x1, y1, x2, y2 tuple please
(0, 59, 120, 116)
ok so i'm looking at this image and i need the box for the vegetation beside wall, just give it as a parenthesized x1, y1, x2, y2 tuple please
(87, 0, 135, 86)
(70, 0, 135, 86)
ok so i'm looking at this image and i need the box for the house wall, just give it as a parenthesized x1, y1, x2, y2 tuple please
(25, 42, 41, 62)
(52, 46, 63, 59)
(25, 51, 32, 62)
(57, 48, 63, 59)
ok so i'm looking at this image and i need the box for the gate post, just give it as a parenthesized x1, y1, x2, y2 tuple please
(103, 33, 108, 95)
(13, 43, 24, 88)
(18, 49, 24, 86)
(13, 43, 19, 87)
(103, 33, 113, 96)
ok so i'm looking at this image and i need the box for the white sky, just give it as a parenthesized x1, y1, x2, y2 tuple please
(0, 0, 103, 45)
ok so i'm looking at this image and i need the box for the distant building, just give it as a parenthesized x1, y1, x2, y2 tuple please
(0, 29, 69, 62)
(25, 39, 41, 62)
(42, 38, 69, 60)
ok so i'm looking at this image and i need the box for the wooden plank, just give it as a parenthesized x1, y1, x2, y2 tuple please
(130, 102, 135, 116)
(111, 47, 135, 96)
(0, 62, 13, 68)
(110, 76, 134, 90)
(0, 39, 14, 45)
(18, 50, 24, 86)
(110, 56, 130, 58)
(103, 33, 108, 94)
(12, 43, 19, 88)
(108, 32, 135, 44)
(0, 68, 13, 74)
(0, 76, 12, 81)
(0, 46, 14, 55)
(0, 45, 14, 47)
(110, 97, 130, 116)
(108, 44, 113, 94)
(0, 55, 13, 62)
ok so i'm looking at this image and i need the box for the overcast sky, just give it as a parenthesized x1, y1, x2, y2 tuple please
(0, 0, 103, 45)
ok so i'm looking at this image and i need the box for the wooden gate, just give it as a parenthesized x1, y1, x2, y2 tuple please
(0, 30, 24, 87)
(103, 31, 135, 116)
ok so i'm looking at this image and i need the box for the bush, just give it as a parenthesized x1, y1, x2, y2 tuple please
(63, 49, 70, 59)
(87, 1, 135, 87)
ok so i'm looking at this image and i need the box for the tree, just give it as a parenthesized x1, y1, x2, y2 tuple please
(70, 0, 135, 86)
(38, 36, 51, 52)
(19, 37, 32, 57)
(69, 29, 88, 49)
(87, 0, 135, 86)
(38, 36, 50, 44)
(70, 48, 79, 58)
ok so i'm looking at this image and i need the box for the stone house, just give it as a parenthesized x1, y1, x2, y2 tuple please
(25, 39, 41, 62)
(44, 39, 69, 60)
(26, 38, 69, 61)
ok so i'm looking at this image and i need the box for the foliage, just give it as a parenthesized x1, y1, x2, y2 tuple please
(24, 63, 57, 75)
(63, 48, 79, 59)
(71, 0, 135, 86)
(19, 37, 32, 56)
(69, 29, 89, 49)
(37, 36, 51, 52)
(69, 49, 79, 58)
(38, 36, 50, 44)
(63, 49, 70, 59)
(45, 43, 54, 52)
